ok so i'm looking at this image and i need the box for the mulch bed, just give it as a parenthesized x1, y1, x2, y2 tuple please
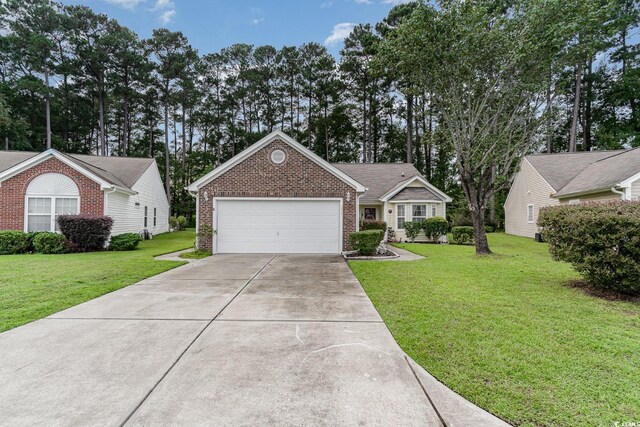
(566, 280, 640, 303)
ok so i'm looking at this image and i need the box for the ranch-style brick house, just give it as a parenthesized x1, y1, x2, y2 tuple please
(505, 148, 640, 238)
(0, 149, 169, 236)
(188, 131, 451, 254)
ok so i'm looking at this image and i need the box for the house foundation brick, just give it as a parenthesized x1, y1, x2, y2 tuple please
(0, 157, 104, 231)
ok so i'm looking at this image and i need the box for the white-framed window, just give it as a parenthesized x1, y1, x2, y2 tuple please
(397, 204, 406, 229)
(144, 206, 148, 228)
(153, 208, 157, 227)
(527, 204, 534, 223)
(25, 173, 80, 232)
(26, 196, 79, 232)
(430, 204, 437, 218)
(412, 204, 427, 223)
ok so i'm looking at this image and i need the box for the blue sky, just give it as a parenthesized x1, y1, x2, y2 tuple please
(59, 0, 409, 56)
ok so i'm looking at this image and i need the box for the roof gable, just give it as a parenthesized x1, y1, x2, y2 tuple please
(554, 148, 640, 197)
(525, 150, 621, 192)
(332, 163, 426, 202)
(188, 131, 366, 192)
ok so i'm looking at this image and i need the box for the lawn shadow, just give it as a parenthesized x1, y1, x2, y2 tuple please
(565, 280, 640, 304)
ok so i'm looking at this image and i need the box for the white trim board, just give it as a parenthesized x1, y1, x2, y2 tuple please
(187, 131, 366, 193)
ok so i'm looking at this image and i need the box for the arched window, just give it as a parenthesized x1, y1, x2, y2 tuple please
(25, 173, 80, 232)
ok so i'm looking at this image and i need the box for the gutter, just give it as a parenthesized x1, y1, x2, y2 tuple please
(611, 186, 626, 200)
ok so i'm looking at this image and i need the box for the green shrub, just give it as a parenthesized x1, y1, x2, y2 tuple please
(58, 215, 113, 252)
(423, 217, 449, 241)
(26, 231, 45, 252)
(452, 211, 473, 227)
(349, 230, 384, 256)
(0, 231, 29, 255)
(451, 226, 474, 244)
(484, 225, 495, 233)
(109, 233, 141, 251)
(33, 232, 67, 254)
(538, 201, 640, 295)
(170, 215, 188, 231)
(403, 221, 422, 243)
(361, 219, 387, 231)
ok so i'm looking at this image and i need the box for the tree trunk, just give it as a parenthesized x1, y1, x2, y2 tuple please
(569, 62, 583, 152)
(163, 101, 171, 208)
(583, 58, 593, 151)
(546, 69, 553, 153)
(123, 93, 129, 157)
(98, 86, 106, 156)
(4, 136, 8, 151)
(470, 206, 491, 255)
(406, 93, 413, 164)
(44, 57, 52, 150)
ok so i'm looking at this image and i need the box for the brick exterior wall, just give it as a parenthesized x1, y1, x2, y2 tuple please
(0, 157, 104, 231)
(198, 139, 357, 252)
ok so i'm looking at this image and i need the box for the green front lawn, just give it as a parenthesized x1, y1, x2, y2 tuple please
(0, 230, 195, 333)
(349, 234, 640, 427)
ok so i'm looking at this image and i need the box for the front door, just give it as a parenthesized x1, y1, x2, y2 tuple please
(364, 207, 377, 220)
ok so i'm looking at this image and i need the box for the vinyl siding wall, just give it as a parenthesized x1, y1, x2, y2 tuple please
(558, 190, 621, 204)
(629, 178, 640, 200)
(106, 162, 169, 236)
(505, 159, 559, 238)
(386, 201, 446, 242)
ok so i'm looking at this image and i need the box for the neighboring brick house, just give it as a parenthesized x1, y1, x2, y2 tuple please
(505, 148, 640, 238)
(188, 131, 451, 254)
(0, 149, 169, 236)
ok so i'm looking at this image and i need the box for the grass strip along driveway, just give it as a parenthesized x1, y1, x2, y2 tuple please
(349, 234, 640, 427)
(0, 230, 195, 333)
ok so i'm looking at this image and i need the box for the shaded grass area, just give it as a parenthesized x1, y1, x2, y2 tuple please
(349, 233, 640, 426)
(0, 230, 195, 333)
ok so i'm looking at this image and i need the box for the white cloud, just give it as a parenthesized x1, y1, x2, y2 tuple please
(153, 0, 173, 10)
(251, 17, 264, 25)
(320, 1, 333, 8)
(152, 0, 175, 25)
(159, 9, 176, 24)
(324, 22, 356, 46)
(102, 0, 145, 9)
(381, 0, 412, 4)
(354, 0, 372, 3)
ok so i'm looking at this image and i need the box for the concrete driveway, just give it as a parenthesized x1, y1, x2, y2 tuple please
(0, 254, 508, 427)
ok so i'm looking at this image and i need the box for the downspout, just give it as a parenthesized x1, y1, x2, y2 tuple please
(611, 186, 626, 200)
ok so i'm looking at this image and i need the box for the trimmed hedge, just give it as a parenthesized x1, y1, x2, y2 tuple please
(423, 217, 448, 241)
(538, 201, 640, 295)
(58, 215, 113, 252)
(403, 221, 423, 242)
(349, 230, 384, 256)
(33, 232, 67, 254)
(109, 233, 141, 251)
(0, 231, 30, 255)
(361, 219, 387, 231)
(451, 226, 474, 244)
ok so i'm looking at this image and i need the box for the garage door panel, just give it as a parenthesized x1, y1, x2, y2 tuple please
(216, 200, 341, 254)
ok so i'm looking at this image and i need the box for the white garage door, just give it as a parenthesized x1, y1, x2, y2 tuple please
(216, 199, 341, 254)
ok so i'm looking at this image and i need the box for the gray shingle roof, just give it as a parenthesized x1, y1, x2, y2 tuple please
(525, 148, 640, 197)
(331, 163, 429, 202)
(554, 148, 640, 197)
(525, 150, 622, 191)
(0, 150, 154, 191)
(390, 187, 439, 201)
